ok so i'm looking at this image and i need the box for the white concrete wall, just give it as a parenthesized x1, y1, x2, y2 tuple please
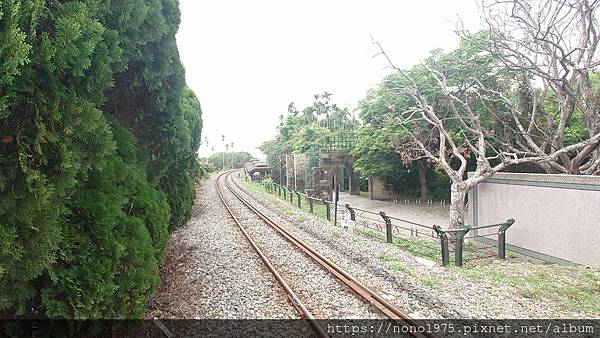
(468, 172, 600, 267)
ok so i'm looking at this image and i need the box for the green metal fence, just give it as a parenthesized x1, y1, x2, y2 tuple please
(266, 182, 515, 267)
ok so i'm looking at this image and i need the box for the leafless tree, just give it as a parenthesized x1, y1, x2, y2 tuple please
(460, 0, 600, 174)
(372, 14, 600, 229)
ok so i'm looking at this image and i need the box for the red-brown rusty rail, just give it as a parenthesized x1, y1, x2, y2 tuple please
(215, 172, 328, 337)
(220, 171, 434, 338)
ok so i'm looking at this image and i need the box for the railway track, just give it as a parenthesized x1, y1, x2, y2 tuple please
(216, 170, 433, 338)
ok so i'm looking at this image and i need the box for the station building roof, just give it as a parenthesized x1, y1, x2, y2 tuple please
(244, 160, 271, 174)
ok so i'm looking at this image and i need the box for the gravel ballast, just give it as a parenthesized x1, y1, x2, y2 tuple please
(230, 172, 596, 319)
(227, 173, 449, 319)
(219, 173, 386, 319)
(146, 171, 597, 320)
(145, 175, 298, 319)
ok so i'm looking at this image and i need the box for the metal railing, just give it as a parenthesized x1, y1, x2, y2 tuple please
(433, 220, 515, 267)
(266, 182, 514, 268)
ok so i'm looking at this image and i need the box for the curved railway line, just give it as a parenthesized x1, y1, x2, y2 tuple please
(216, 170, 434, 338)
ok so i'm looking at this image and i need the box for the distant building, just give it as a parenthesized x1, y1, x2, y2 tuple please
(244, 159, 271, 180)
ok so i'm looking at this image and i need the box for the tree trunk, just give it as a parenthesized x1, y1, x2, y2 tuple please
(449, 182, 467, 230)
(417, 160, 429, 200)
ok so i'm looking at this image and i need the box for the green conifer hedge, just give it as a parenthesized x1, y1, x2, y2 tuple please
(0, 0, 201, 318)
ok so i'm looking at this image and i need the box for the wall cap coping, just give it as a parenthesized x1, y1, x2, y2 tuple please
(468, 172, 600, 185)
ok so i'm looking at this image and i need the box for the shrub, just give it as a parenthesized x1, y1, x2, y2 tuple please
(0, 0, 201, 318)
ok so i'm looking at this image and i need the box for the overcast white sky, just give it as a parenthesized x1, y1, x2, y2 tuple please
(176, 0, 482, 158)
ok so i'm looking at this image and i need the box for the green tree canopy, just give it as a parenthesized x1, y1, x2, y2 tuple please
(260, 92, 358, 166)
(208, 151, 254, 170)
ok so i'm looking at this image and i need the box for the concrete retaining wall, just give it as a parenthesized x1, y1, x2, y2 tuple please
(368, 176, 392, 200)
(468, 172, 600, 267)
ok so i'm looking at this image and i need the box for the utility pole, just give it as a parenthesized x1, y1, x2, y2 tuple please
(230, 142, 234, 169)
(221, 134, 225, 170)
(225, 144, 229, 169)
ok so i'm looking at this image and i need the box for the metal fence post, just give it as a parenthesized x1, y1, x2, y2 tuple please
(433, 225, 449, 267)
(295, 192, 301, 208)
(309, 198, 314, 213)
(379, 211, 393, 243)
(289, 190, 293, 203)
(454, 225, 471, 267)
(344, 204, 355, 221)
(277, 185, 281, 196)
(283, 188, 286, 200)
(322, 198, 331, 221)
(497, 219, 515, 259)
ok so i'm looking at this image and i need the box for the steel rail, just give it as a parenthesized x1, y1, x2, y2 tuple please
(215, 172, 328, 338)
(224, 171, 435, 338)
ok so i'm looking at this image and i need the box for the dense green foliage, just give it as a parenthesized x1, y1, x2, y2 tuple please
(194, 158, 216, 178)
(260, 91, 449, 198)
(260, 37, 566, 199)
(352, 127, 451, 199)
(357, 33, 598, 194)
(208, 151, 254, 170)
(0, 0, 201, 318)
(354, 35, 534, 198)
(260, 92, 358, 164)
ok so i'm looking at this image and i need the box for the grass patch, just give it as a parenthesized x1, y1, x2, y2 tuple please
(357, 228, 385, 240)
(388, 262, 415, 275)
(241, 179, 269, 195)
(460, 265, 507, 282)
(392, 237, 440, 261)
(357, 229, 442, 262)
(329, 229, 343, 239)
(461, 263, 600, 315)
(242, 180, 297, 216)
(388, 262, 439, 289)
(305, 202, 329, 220)
(356, 228, 489, 265)
(511, 268, 600, 314)
(463, 250, 488, 261)
(419, 276, 439, 289)
(378, 254, 393, 262)
(242, 180, 334, 223)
